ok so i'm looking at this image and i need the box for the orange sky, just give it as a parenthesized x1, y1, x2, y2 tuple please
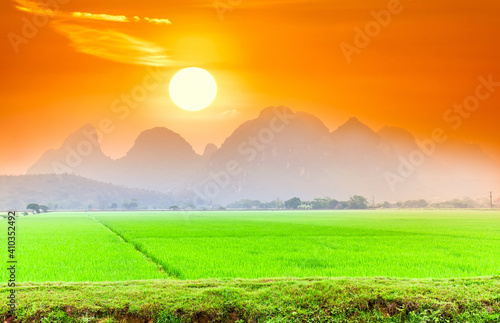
(1, 0, 500, 175)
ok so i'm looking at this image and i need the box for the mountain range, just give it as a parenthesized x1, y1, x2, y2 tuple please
(0, 174, 175, 211)
(25, 106, 500, 205)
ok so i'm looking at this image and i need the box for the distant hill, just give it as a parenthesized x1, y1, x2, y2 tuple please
(186, 107, 499, 203)
(112, 127, 202, 193)
(26, 124, 115, 181)
(23, 106, 500, 205)
(186, 106, 340, 202)
(0, 174, 175, 211)
(27, 125, 202, 194)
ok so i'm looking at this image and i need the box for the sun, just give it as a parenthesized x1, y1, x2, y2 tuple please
(169, 67, 217, 111)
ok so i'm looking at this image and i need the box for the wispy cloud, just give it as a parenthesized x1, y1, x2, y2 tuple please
(142, 17, 171, 25)
(12, 0, 173, 66)
(52, 22, 171, 66)
(13, 0, 172, 24)
(71, 12, 128, 23)
(14, 0, 57, 16)
(68, 12, 172, 25)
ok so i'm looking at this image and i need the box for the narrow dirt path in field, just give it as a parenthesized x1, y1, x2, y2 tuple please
(90, 216, 180, 278)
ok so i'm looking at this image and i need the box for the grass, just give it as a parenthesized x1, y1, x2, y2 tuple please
(94, 210, 500, 279)
(1, 276, 499, 322)
(1, 210, 499, 321)
(2, 210, 500, 282)
(0, 213, 166, 282)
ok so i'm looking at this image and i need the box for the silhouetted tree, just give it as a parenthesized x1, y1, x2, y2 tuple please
(328, 199, 339, 209)
(404, 199, 429, 208)
(348, 195, 368, 209)
(311, 197, 331, 209)
(382, 201, 392, 208)
(27, 203, 40, 214)
(39, 205, 49, 213)
(337, 201, 349, 209)
(285, 197, 302, 209)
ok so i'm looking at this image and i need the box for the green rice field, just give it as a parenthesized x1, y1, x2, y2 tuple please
(2, 210, 500, 282)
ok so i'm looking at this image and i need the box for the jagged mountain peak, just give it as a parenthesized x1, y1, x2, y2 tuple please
(331, 117, 380, 145)
(26, 123, 110, 176)
(203, 143, 218, 158)
(61, 123, 101, 148)
(124, 127, 197, 159)
(136, 127, 186, 142)
(335, 117, 374, 133)
(25, 107, 500, 203)
(258, 105, 294, 119)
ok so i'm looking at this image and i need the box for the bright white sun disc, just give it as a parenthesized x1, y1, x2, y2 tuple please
(169, 67, 217, 111)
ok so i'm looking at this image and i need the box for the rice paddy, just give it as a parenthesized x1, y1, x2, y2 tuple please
(0, 213, 165, 282)
(2, 210, 499, 282)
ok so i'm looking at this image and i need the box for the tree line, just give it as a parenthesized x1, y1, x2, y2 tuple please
(25, 196, 493, 212)
(228, 196, 492, 210)
(227, 196, 369, 210)
(26, 203, 49, 213)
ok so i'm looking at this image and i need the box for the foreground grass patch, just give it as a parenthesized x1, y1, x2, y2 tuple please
(1, 276, 499, 322)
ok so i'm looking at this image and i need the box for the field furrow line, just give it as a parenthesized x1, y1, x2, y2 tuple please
(91, 216, 182, 279)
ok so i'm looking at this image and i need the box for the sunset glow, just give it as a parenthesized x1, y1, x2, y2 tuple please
(1, 0, 500, 176)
